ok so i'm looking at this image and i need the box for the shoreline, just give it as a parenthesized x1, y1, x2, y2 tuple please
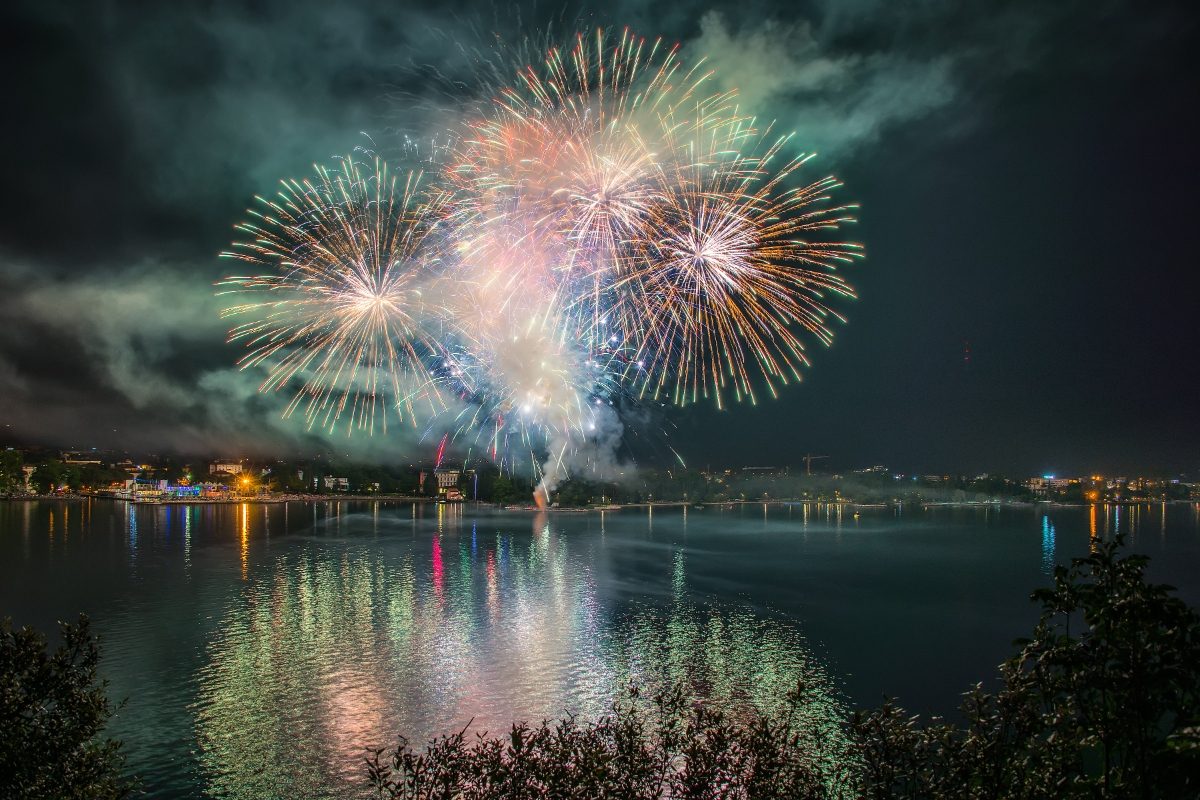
(2, 495, 1192, 510)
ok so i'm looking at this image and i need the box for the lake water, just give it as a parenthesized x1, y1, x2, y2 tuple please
(2, 499, 1199, 798)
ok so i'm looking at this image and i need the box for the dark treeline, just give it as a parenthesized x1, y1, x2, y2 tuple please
(545, 469, 1038, 507)
(0, 457, 1081, 504)
(5, 448, 1192, 505)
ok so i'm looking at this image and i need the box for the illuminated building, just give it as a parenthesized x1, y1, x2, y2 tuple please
(61, 451, 102, 465)
(420, 469, 463, 498)
(114, 459, 143, 476)
(1026, 475, 1077, 497)
(121, 478, 165, 500)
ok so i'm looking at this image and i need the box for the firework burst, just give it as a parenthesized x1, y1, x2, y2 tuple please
(218, 27, 863, 491)
(448, 30, 736, 330)
(610, 124, 863, 409)
(218, 156, 448, 435)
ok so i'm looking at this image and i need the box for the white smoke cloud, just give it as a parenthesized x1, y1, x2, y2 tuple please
(536, 401, 625, 505)
(690, 11, 956, 160)
(4, 261, 441, 456)
(18, 267, 224, 410)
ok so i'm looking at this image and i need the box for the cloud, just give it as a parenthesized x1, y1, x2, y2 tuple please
(693, 13, 851, 109)
(690, 11, 956, 160)
(19, 267, 225, 409)
(2, 258, 438, 457)
(0, 356, 29, 396)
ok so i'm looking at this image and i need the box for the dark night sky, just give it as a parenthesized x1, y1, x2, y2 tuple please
(1, 0, 1197, 475)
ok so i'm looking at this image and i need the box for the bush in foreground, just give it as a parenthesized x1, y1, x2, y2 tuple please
(369, 680, 851, 799)
(0, 615, 132, 800)
(853, 537, 1200, 798)
(369, 538, 1200, 799)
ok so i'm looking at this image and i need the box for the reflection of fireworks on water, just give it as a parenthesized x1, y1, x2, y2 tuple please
(193, 509, 854, 792)
(219, 29, 863, 486)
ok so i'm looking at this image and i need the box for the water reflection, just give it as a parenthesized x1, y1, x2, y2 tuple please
(7, 500, 1200, 798)
(1041, 515, 1056, 573)
(192, 509, 847, 798)
(239, 504, 249, 580)
(1089, 504, 1098, 551)
(127, 503, 137, 562)
(184, 506, 192, 574)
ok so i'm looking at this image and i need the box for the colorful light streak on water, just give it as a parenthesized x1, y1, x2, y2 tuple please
(184, 506, 850, 797)
(1041, 514, 1057, 573)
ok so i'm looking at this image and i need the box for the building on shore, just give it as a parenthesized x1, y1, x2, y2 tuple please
(419, 468, 463, 499)
(61, 451, 103, 466)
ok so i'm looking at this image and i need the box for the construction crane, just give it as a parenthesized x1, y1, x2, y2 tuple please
(802, 454, 828, 476)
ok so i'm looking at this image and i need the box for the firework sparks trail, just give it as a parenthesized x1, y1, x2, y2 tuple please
(218, 155, 450, 436)
(219, 28, 864, 498)
(608, 123, 863, 410)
